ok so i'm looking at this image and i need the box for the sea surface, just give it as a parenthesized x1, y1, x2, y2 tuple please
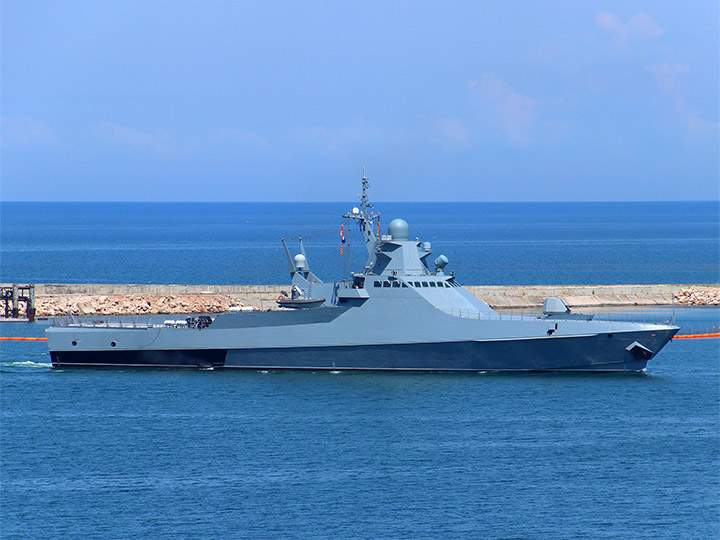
(1, 202, 719, 539)
(1, 201, 718, 285)
(1, 308, 719, 540)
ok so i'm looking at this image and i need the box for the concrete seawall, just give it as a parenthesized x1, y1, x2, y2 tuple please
(464, 284, 719, 309)
(6, 283, 717, 316)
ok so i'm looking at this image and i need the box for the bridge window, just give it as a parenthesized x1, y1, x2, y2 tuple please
(401, 282, 408, 288)
(429, 282, 436, 287)
(374, 281, 381, 288)
(392, 281, 400, 288)
(422, 282, 429, 287)
(414, 282, 421, 287)
(383, 281, 391, 288)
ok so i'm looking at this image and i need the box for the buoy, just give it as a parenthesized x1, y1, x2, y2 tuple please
(278, 295, 285, 301)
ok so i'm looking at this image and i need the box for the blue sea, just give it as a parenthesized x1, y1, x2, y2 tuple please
(1, 202, 719, 539)
(1, 201, 718, 285)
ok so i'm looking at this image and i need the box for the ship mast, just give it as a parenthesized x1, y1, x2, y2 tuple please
(343, 167, 380, 272)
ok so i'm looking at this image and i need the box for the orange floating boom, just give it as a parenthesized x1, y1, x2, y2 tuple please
(673, 333, 720, 339)
(0, 337, 48, 341)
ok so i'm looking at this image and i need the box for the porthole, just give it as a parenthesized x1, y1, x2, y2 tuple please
(110, 341, 117, 347)
(71, 340, 77, 346)
(607, 334, 613, 338)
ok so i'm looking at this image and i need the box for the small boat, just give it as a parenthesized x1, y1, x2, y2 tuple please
(276, 297, 325, 309)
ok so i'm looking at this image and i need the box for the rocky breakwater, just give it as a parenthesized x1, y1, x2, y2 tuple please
(466, 284, 720, 309)
(22, 283, 720, 317)
(37, 294, 272, 317)
(673, 286, 720, 306)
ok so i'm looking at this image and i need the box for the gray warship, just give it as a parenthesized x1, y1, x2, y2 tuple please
(47, 173, 678, 371)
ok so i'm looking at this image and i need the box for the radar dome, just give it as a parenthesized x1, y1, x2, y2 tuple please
(293, 253, 307, 270)
(388, 218, 410, 240)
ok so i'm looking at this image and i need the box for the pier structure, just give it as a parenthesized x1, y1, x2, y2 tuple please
(1, 284, 36, 321)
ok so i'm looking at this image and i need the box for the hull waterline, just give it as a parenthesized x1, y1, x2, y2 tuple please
(50, 328, 678, 372)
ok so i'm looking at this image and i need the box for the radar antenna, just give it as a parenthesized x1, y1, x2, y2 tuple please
(360, 166, 372, 215)
(343, 167, 380, 272)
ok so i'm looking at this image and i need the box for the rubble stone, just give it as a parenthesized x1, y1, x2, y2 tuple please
(673, 287, 720, 306)
(26, 283, 720, 316)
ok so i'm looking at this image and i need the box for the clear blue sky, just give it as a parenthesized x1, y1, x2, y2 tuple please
(2, 1, 718, 201)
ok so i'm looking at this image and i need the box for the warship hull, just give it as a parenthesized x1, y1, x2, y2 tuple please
(49, 327, 677, 372)
(46, 173, 679, 372)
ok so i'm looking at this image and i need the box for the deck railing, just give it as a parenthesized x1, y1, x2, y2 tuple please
(440, 307, 675, 326)
(49, 307, 677, 329)
(439, 308, 542, 321)
(51, 317, 165, 329)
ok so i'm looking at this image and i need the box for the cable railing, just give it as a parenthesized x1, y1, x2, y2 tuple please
(50, 315, 214, 329)
(440, 308, 538, 321)
(51, 317, 163, 329)
(48, 307, 685, 330)
(440, 307, 677, 327)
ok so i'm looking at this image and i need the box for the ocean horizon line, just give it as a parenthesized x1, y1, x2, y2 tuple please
(2, 199, 718, 205)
